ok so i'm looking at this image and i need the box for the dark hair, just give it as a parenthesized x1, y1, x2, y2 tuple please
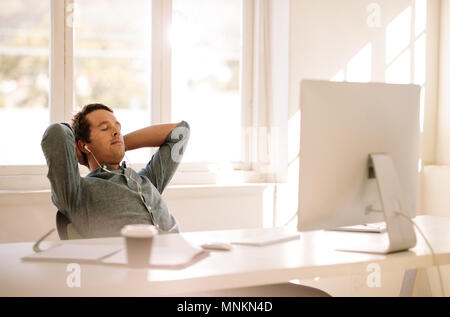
(72, 103, 113, 143)
(71, 103, 113, 162)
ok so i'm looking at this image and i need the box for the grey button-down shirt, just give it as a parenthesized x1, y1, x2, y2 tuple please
(41, 121, 190, 238)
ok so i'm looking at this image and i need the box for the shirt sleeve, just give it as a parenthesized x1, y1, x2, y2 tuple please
(138, 120, 190, 194)
(41, 123, 83, 217)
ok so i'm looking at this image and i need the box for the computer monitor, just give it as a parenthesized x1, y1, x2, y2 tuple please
(297, 80, 421, 253)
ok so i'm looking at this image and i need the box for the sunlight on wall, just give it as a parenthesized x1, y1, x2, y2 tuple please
(385, 6, 412, 83)
(415, 0, 427, 36)
(330, 1, 428, 88)
(386, 7, 412, 66)
(384, 1, 428, 137)
(386, 49, 411, 84)
(414, 34, 426, 85)
(384, 1, 427, 134)
(331, 43, 372, 83)
(385, 1, 427, 88)
(331, 69, 345, 82)
(347, 43, 372, 83)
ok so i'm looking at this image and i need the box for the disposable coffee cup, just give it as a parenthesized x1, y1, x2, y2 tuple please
(121, 224, 158, 268)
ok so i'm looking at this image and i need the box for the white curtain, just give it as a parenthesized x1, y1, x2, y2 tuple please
(250, 0, 279, 180)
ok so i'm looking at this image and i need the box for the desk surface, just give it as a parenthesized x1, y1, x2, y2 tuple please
(1, 215, 450, 296)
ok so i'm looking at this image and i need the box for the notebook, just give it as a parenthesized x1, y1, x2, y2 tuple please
(22, 244, 122, 263)
(22, 235, 208, 269)
(102, 235, 208, 269)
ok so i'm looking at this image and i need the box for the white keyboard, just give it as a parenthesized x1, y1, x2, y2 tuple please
(327, 222, 387, 233)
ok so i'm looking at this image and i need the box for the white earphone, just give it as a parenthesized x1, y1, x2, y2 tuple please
(81, 143, 169, 233)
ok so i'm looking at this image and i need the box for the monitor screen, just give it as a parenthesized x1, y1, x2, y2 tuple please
(297, 80, 421, 232)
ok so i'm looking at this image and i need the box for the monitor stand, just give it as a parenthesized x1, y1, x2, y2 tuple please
(335, 153, 417, 254)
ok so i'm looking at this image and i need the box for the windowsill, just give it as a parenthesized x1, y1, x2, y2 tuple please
(0, 183, 277, 206)
(0, 182, 275, 195)
(162, 183, 276, 199)
(0, 164, 273, 190)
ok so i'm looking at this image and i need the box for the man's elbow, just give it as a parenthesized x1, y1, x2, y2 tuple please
(176, 120, 190, 140)
(41, 123, 73, 145)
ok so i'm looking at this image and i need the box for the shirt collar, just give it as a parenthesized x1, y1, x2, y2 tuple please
(102, 161, 127, 171)
(86, 161, 126, 177)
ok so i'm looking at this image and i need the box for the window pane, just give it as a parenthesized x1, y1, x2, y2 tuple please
(0, 0, 50, 165)
(171, 0, 242, 163)
(73, 0, 151, 164)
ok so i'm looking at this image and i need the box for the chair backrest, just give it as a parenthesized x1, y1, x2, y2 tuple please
(56, 211, 83, 240)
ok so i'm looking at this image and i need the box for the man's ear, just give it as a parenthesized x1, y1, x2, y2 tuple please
(77, 140, 89, 154)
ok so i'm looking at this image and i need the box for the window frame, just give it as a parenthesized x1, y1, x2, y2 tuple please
(0, 0, 260, 189)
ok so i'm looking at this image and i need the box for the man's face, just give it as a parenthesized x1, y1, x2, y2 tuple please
(85, 109, 125, 166)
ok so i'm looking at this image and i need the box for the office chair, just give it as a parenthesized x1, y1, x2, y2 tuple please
(185, 283, 332, 297)
(56, 211, 83, 240)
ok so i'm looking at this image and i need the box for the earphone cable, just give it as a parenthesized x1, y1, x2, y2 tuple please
(88, 148, 165, 233)
(395, 211, 446, 297)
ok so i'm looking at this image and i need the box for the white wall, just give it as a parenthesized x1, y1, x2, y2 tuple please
(285, 0, 441, 215)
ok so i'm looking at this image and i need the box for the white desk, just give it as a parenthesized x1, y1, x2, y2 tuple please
(1, 215, 449, 296)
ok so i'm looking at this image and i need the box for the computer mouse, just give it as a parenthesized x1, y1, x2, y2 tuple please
(200, 242, 233, 251)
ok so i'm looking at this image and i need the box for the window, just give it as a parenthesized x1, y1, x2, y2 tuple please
(171, 0, 242, 163)
(1, 0, 255, 188)
(0, 0, 50, 165)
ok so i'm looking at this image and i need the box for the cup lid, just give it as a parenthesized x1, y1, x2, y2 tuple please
(121, 224, 158, 238)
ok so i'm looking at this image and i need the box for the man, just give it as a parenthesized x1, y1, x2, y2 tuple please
(41, 103, 189, 238)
